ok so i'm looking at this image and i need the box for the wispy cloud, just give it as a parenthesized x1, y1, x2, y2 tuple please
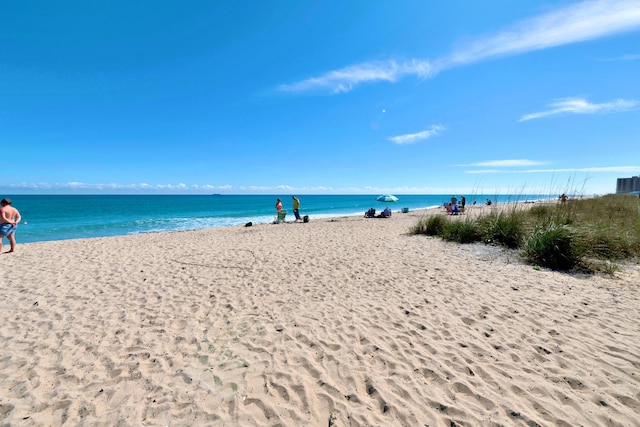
(3, 182, 234, 193)
(466, 165, 640, 174)
(441, 0, 640, 68)
(388, 125, 445, 145)
(277, 59, 435, 94)
(279, 0, 640, 94)
(465, 159, 546, 167)
(0, 182, 443, 195)
(519, 97, 638, 121)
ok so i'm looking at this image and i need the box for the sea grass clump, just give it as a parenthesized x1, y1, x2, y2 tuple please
(409, 215, 447, 236)
(410, 194, 640, 273)
(523, 222, 578, 270)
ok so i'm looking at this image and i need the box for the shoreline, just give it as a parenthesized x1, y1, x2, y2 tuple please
(9, 194, 558, 245)
(15, 197, 552, 246)
(2, 202, 637, 425)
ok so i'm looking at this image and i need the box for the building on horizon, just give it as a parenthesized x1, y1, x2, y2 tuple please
(616, 175, 640, 193)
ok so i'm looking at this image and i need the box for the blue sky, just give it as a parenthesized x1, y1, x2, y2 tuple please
(2, 0, 639, 195)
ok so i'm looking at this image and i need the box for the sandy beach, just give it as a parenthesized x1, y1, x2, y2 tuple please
(1, 205, 639, 426)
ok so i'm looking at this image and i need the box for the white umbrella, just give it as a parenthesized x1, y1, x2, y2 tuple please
(376, 194, 398, 206)
(376, 194, 398, 202)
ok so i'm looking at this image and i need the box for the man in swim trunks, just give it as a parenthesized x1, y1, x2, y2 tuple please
(1, 198, 21, 253)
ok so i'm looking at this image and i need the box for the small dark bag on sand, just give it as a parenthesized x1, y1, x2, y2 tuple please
(303, 215, 309, 223)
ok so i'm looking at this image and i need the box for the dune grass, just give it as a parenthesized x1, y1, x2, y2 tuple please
(409, 194, 640, 273)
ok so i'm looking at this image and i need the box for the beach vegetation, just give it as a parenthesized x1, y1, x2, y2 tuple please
(441, 218, 481, 243)
(409, 215, 447, 236)
(522, 221, 578, 270)
(410, 194, 640, 273)
(477, 212, 524, 248)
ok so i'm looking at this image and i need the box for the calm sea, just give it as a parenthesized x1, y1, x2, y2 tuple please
(5, 194, 548, 244)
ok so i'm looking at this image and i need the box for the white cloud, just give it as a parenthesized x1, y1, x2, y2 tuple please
(279, 0, 640, 94)
(466, 165, 640, 174)
(467, 159, 546, 167)
(466, 170, 503, 174)
(388, 125, 445, 145)
(2, 182, 237, 193)
(276, 184, 295, 191)
(199, 184, 232, 190)
(441, 0, 640, 68)
(3, 177, 635, 195)
(277, 59, 436, 94)
(519, 97, 638, 121)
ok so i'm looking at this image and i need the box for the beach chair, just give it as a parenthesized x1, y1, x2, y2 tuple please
(275, 210, 287, 223)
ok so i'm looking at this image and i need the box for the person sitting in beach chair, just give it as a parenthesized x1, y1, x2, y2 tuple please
(444, 202, 452, 214)
(378, 206, 392, 218)
(364, 208, 376, 218)
(451, 202, 460, 215)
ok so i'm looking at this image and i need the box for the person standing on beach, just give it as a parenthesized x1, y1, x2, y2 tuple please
(461, 195, 466, 209)
(1, 198, 21, 253)
(275, 198, 283, 212)
(292, 196, 301, 221)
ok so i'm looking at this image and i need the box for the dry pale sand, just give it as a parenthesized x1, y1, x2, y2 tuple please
(1, 205, 639, 426)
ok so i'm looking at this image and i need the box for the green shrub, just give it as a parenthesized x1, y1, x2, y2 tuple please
(409, 215, 446, 236)
(523, 222, 578, 270)
(576, 226, 633, 260)
(529, 203, 575, 226)
(442, 218, 481, 243)
(528, 205, 552, 220)
(478, 212, 524, 248)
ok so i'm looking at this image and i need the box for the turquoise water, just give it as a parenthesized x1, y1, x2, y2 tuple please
(5, 194, 548, 244)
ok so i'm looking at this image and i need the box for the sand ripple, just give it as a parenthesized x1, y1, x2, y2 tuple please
(1, 209, 639, 425)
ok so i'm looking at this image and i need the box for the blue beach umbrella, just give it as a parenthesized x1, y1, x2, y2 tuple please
(376, 194, 399, 206)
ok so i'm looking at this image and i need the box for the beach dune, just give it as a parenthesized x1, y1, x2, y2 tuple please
(1, 206, 639, 426)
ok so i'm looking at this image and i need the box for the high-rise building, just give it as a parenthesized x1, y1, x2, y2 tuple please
(616, 176, 640, 193)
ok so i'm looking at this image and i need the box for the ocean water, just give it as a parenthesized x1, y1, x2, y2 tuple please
(5, 194, 548, 244)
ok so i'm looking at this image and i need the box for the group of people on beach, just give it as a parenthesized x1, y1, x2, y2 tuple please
(445, 195, 466, 215)
(364, 206, 392, 218)
(275, 196, 302, 221)
(0, 198, 21, 253)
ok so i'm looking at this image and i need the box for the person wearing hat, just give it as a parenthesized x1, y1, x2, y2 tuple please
(1, 198, 21, 253)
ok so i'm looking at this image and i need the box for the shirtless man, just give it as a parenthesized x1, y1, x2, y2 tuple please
(1, 198, 21, 253)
